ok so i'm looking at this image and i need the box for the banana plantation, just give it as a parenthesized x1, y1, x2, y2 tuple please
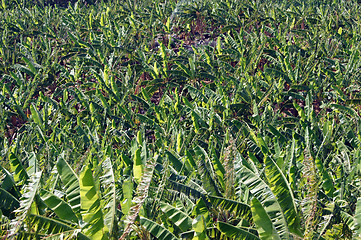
(1, 0, 361, 239)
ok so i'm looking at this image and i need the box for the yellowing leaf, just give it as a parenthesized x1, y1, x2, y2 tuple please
(338, 27, 343, 35)
(133, 149, 143, 183)
(80, 166, 108, 239)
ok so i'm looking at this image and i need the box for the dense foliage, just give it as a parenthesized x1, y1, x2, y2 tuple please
(1, 0, 361, 239)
